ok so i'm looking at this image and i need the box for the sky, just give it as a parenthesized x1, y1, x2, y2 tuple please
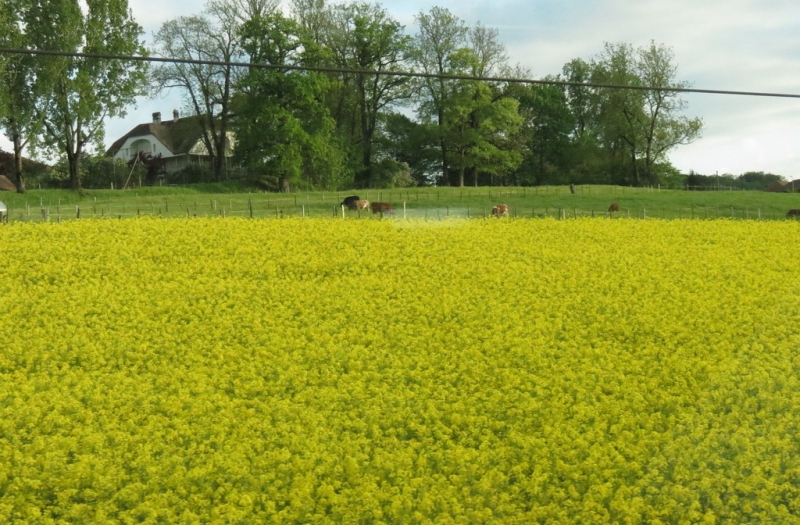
(15, 0, 800, 178)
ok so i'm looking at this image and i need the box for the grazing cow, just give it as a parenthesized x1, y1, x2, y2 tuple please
(371, 202, 393, 215)
(787, 209, 800, 218)
(341, 195, 360, 210)
(608, 203, 620, 212)
(491, 204, 510, 217)
(355, 199, 370, 211)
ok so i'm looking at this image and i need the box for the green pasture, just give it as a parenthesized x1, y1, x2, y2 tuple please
(2, 184, 800, 222)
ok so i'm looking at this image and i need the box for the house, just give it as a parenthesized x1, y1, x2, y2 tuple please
(767, 179, 800, 192)
(105, 111, 233, 173)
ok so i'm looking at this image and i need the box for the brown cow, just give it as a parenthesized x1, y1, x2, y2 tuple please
(355, 199, 370, 211)
(608, 203, 620, 212)
(787, 209, 800, 218)
(371, 202, 393, 214)
(491, 204, 510, 217)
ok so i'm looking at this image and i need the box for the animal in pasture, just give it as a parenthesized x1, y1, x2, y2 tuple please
(787, 209, 800, 218)
(341, 195, 360, 210)
(491, 204, 510, 217)
(371, 202, 394, 215)
(355, 199, 370, 211)
(608, 203, 620, 212)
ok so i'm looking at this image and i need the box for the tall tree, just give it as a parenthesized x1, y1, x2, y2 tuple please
(591, 42, 646, 183)
(410, 6, 467, 184)
(0, 0, 43, 193)
(151, 0, 271, 180)
(443, 49, 522, 187)
(511, 79, 574, 185)
(291, 0, 329, 43)
(29, 0, 147, 191)
(233, 12, 345, 191)
(636, 41, 703, 183)
(562, 58, 596, 140)
(325, 2, 411, 187)
(591, 42, 702, 185)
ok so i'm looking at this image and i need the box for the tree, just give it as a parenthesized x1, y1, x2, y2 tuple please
(637, 42, 703, 183)
(28, 0, 148, 192)
(410, 7, 467, 184)
(151, 4, 249, 181)
(591, 42, 702, 185)
(233, 11, 345, 191)
(0, 0, 44, 193)
(374, 112, 439, 186)
(510, 79, 574, 185)
(324, 2, 412, 187)
(442, 49, 523, 187)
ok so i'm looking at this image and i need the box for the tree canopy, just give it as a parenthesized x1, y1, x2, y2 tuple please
(2, 0, 711, 191)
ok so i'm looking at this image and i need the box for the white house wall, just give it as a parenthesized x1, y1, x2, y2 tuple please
(112, 135, 174, 163)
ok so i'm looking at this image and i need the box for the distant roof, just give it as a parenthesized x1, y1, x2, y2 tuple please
(0, 175, 16, 191)
(105, 114, 207, 158)
(768, 179, 800, 192)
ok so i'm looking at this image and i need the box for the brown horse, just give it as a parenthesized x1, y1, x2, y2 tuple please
(355, 199, 370, 211)
(371, 202, 393, 214)
(608, 203, 620, 212)
(787, 209, 800, 218)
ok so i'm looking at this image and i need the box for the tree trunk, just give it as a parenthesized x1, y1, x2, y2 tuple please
(12, 134, 25, 194)
(437, 108, 449, 185)
(68, 150, 82, 192)
(458, 149, 465, 187)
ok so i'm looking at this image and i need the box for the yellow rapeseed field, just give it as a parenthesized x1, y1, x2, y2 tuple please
(2, 216, 800, 524)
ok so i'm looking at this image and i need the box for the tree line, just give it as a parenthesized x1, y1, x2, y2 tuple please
(0, 0, 708, 193)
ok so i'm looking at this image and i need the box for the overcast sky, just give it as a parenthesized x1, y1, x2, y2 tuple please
(26, 0, 800, 177)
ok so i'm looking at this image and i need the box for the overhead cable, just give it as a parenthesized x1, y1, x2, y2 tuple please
(1, 47, 799, 99)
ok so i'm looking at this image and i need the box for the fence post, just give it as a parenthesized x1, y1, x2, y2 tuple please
(403, 202, 406, 220)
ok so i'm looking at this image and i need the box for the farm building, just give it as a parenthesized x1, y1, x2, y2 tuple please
(767, 179, 800, 192)
(105, 111, 234, 174)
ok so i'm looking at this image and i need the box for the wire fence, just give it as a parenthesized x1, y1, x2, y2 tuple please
(2, 184, 799, 223)
(3, 200, 798, 223)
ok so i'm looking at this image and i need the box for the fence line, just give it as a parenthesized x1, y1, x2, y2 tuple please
(3, 202, 796, 223)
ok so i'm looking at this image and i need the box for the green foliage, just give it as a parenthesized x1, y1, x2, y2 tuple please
(165, 163, 214, 186)
(82, 156, 134, 189)
(233, 11, 347, 191)
(738, 171, 786, 191)
(325, 2, 413, 188)
(374, 112, 439, 186)
(507, 81, 573, 186)
(370, 158, 415, 188)
(26, 0, 148, 191)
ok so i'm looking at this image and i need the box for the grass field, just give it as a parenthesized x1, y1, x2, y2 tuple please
(2, 217, 800, 523)
(3, 184, 800, 221)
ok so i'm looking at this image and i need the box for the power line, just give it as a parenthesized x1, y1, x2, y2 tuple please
(2, 47, 800, 99)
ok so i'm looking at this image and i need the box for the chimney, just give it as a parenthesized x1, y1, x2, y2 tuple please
(152, 112, 161, 124)
(173, 109, 179, 122)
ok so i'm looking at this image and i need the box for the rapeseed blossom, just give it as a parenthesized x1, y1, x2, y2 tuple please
(1, 217, 799, 523)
